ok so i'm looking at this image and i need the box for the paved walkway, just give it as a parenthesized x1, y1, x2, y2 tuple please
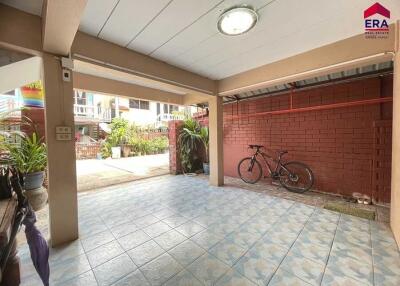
(76, 153, 169, 191)
(19, 175, 400, 285)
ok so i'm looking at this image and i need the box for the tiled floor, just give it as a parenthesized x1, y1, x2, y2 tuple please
(19, 175, 400, 286)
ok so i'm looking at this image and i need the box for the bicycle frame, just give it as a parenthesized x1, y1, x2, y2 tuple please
(250, 148, 291, 178)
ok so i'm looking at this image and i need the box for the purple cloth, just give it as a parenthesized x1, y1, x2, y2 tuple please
(22, 207, 49, 286)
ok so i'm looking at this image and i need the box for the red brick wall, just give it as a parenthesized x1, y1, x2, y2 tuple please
(223, 76, 393, 200)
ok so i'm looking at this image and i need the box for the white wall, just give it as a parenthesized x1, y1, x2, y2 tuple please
(121, 101, 158, 126)
(85, 93, 195, 127)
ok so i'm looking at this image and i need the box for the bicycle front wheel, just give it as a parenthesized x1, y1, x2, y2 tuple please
(279, 161, 314, 193)
(238, 157, 262, 184)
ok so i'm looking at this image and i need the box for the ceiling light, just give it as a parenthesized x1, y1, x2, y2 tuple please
(217, 6, 258, 36)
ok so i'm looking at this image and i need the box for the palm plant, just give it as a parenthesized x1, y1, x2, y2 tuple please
(200, 127, 209, 163)
(6, 132, 47, 174)
(178, 118, 202, 172)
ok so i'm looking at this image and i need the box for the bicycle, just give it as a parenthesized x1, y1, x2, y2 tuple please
(238, 145, 314, 193)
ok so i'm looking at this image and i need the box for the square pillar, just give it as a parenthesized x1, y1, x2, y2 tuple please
(208, 96, 224, 186)
(42, 53, 78, 246)
(391, 20, 400, 248)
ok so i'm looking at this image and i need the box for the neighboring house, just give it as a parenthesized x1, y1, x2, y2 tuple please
(0, 90, 22, 145)
(73, 91, 112, 142)
(0, 89, 22, 118)
(2, 89, 192, 143)
(73, 91, 193, 141)
(119, 98, 186, 127)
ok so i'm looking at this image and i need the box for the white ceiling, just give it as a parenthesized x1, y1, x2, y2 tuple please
(2, 0, 400, 80)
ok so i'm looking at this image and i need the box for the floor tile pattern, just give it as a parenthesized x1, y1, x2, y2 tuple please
(19, 175, 400, 285)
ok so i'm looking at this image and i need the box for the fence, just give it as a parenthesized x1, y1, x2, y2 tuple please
(75, 142, 101, 160)
(139, 130, 168, 140)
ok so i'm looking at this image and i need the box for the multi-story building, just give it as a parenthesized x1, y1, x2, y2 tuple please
(73, 91, 189, 142)
(118, 97, 186, 128)
(1, 88, 192, 143)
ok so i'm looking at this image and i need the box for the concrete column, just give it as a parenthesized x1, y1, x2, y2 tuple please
(42, 53, 78, 246)
(391, 21, 400, 247)
(208, 96, 224, 186)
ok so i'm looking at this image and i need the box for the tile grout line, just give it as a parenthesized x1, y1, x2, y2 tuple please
(319, 213, 341, 286)
(370, 220, 375, 286)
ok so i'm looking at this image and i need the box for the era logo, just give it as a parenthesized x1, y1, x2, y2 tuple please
(364, 2, 390, 31)
(365, 19, 388, 29)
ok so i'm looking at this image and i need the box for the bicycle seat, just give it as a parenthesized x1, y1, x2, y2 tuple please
(249, 144, 264, 149)
(278, 150, 288, 155)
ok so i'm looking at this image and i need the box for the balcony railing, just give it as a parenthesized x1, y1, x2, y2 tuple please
(74, 104, 111, 122)
(0, 96, 22, 119)
(156, 113, 185, 122)
(155, 113, 185, 128)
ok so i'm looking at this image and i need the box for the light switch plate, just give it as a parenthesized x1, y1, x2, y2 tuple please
(56, 133, 72, 141)
(56, 126, 71, 134)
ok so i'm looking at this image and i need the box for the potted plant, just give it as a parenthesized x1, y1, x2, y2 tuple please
(200, 127, 210, 175)
(7, 132, 47, 190)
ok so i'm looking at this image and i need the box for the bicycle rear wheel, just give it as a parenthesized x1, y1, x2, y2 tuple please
(279, 161, 314, 193)
(238, 157, 262, 184)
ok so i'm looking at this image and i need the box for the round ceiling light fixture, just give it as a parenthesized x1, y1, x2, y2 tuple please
(217, 6, 258, 36)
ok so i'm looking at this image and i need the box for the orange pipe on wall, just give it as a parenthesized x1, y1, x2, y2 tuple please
(224, 97, 393, 121)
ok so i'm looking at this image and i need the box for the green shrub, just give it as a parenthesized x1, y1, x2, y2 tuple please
(102, 119, 169, 157)
(108, 118, 129, 146)
(151, 136, 168, 153)
(100, 141, 112, 158)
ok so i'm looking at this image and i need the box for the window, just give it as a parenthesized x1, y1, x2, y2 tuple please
(129, 99, 149, 110)
(129, 99, 140, 109)
(140, 100, 149, 110)
(169, 105, 178, 112)
(75, 91, 87, 105)
(163, 104, 168, 114)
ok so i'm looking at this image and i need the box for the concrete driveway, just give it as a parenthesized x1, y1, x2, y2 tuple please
(76, 153, 169, 191)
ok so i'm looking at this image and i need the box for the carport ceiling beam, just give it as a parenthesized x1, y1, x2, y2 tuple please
(72, 32, 216, 96)
(42, 0, 88, 55)
(73, 72, 184, 105)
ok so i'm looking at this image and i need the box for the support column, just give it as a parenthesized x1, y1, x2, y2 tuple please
(391, 21, 400, 247)
(208, 96, 224, 186)
(42, 53, 78, 247)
